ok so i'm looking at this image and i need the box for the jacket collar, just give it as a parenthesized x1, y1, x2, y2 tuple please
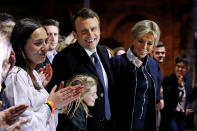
(126, 48, 143, 68)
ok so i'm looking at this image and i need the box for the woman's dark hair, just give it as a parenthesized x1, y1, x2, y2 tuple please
(10, 18, 41, 69)
(10, 18, 42, 90)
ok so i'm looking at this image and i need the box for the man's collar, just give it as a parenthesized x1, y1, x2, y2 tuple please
(84, 48, 97, 57)
(126, 48, 143, 68)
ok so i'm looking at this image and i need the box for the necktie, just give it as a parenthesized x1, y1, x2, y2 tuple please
(91, 52, 111, 120)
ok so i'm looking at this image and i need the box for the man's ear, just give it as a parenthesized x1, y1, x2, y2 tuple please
(72, 31, 77, 39)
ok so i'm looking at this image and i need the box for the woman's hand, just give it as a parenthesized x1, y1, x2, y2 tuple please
(38, 64, 52, 87)
(47, 81, 83, 109)
(0, 104, 28, 130)
(6, 118, 28, 131)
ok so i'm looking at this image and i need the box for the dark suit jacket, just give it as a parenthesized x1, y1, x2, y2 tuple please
(57, 103, 87, 131)
(160, 73, 193, 131)
(35, 56, 51, 71)
(47, 41, 114, 131)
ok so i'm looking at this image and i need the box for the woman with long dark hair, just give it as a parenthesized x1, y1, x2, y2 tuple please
(3, 19, 83, 131)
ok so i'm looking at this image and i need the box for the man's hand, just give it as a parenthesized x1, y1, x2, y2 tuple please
(186, 109, 193, 116)
(156, 99, 164, 110)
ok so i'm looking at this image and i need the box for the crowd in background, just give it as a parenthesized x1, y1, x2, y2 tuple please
(0, 8, 196, 131)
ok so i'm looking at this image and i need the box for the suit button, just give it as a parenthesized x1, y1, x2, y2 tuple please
(100, 93, 104, 97)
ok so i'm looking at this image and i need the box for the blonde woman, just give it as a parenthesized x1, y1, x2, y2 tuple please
(111, 20, 162, 131)
(58, 74, 98, 131)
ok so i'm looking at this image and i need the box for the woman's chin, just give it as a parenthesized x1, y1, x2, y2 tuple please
(37, 59, 45, 64)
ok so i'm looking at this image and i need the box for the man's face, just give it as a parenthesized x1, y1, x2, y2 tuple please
(152, 46, 166, 63)
(175, 61, 187, 78)
(0, 21, 15, 38)
(45, 25, 59, 51)
(0, 40, 12, 84)
(73, 17, 100, 52)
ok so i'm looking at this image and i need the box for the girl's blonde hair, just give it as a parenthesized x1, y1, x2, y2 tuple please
(131, 20, 160, 45)
(61, 74, 97, 118)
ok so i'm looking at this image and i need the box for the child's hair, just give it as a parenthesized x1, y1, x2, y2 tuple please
(61, 74, 97, 118)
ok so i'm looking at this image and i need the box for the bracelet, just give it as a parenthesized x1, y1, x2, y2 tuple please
(45, 103, 52, 112)
(45, 100, 54, 114)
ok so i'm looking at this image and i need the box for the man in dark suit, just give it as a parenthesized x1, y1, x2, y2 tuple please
(47, 8, 114, 131)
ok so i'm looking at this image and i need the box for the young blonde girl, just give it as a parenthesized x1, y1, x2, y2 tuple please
(58, 74, 98, 131)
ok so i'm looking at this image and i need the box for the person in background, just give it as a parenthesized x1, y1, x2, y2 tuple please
(103, 45, 114, 58)
(151, 41, 166, 64)
(113, 46, 126, 56)
(160, 55, 193, 131)
(59, 74, 98, 131)
(56, 33, 76, 51)
(0, 12, 15, 39)
(151, 41, 166, 131)
(3, 18, 83, 131)
(47, 8, 114, 131)
(189, 84, 197, 130)
(111, 20, 161, 131)
(35, 19, 59, 70)
(0, 33, 28, 131)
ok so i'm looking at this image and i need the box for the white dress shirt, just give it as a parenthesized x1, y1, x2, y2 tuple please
(84, 48, 109, 92)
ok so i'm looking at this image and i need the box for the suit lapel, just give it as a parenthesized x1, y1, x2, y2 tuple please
(75, 42, 98, 77)
(97, 46, 111, 78)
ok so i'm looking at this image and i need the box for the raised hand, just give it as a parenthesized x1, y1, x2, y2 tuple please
(156, 99, 164, 110)
(177, 74, 184, 87)
(47, 81, 84, 109)
(6, 118, 28, 131)
(38, 64, 52, 87)
(0, 104, 28, 129)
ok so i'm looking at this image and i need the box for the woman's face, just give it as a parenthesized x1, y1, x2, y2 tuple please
(83, 85, 98, 107)
(132, 33, 155, 58)
(24, 27, 48, 67)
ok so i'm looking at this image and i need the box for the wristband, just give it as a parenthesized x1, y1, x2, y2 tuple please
(45, 100, 54, 114)
(45, 103, 52, 112)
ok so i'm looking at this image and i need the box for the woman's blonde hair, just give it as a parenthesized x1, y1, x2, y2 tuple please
(131, 20, 160, 45)
(61, 74, 97, 118)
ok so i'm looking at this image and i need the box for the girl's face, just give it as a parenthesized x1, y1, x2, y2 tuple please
(83, 85, 98, 107)
(24, 27, 48, 67)
(132, 33, 155, 58)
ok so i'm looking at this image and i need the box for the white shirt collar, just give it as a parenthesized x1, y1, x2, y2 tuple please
(84, 48, 97, 57)
(126, 48, 143, 68)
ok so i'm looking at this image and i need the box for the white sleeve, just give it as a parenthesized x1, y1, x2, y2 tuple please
(4, 68, 55, 131)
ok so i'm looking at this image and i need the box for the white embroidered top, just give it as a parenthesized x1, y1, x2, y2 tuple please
(4, 66, 58, 131)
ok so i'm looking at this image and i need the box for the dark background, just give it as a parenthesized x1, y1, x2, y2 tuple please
(0, 0, 196, 80)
